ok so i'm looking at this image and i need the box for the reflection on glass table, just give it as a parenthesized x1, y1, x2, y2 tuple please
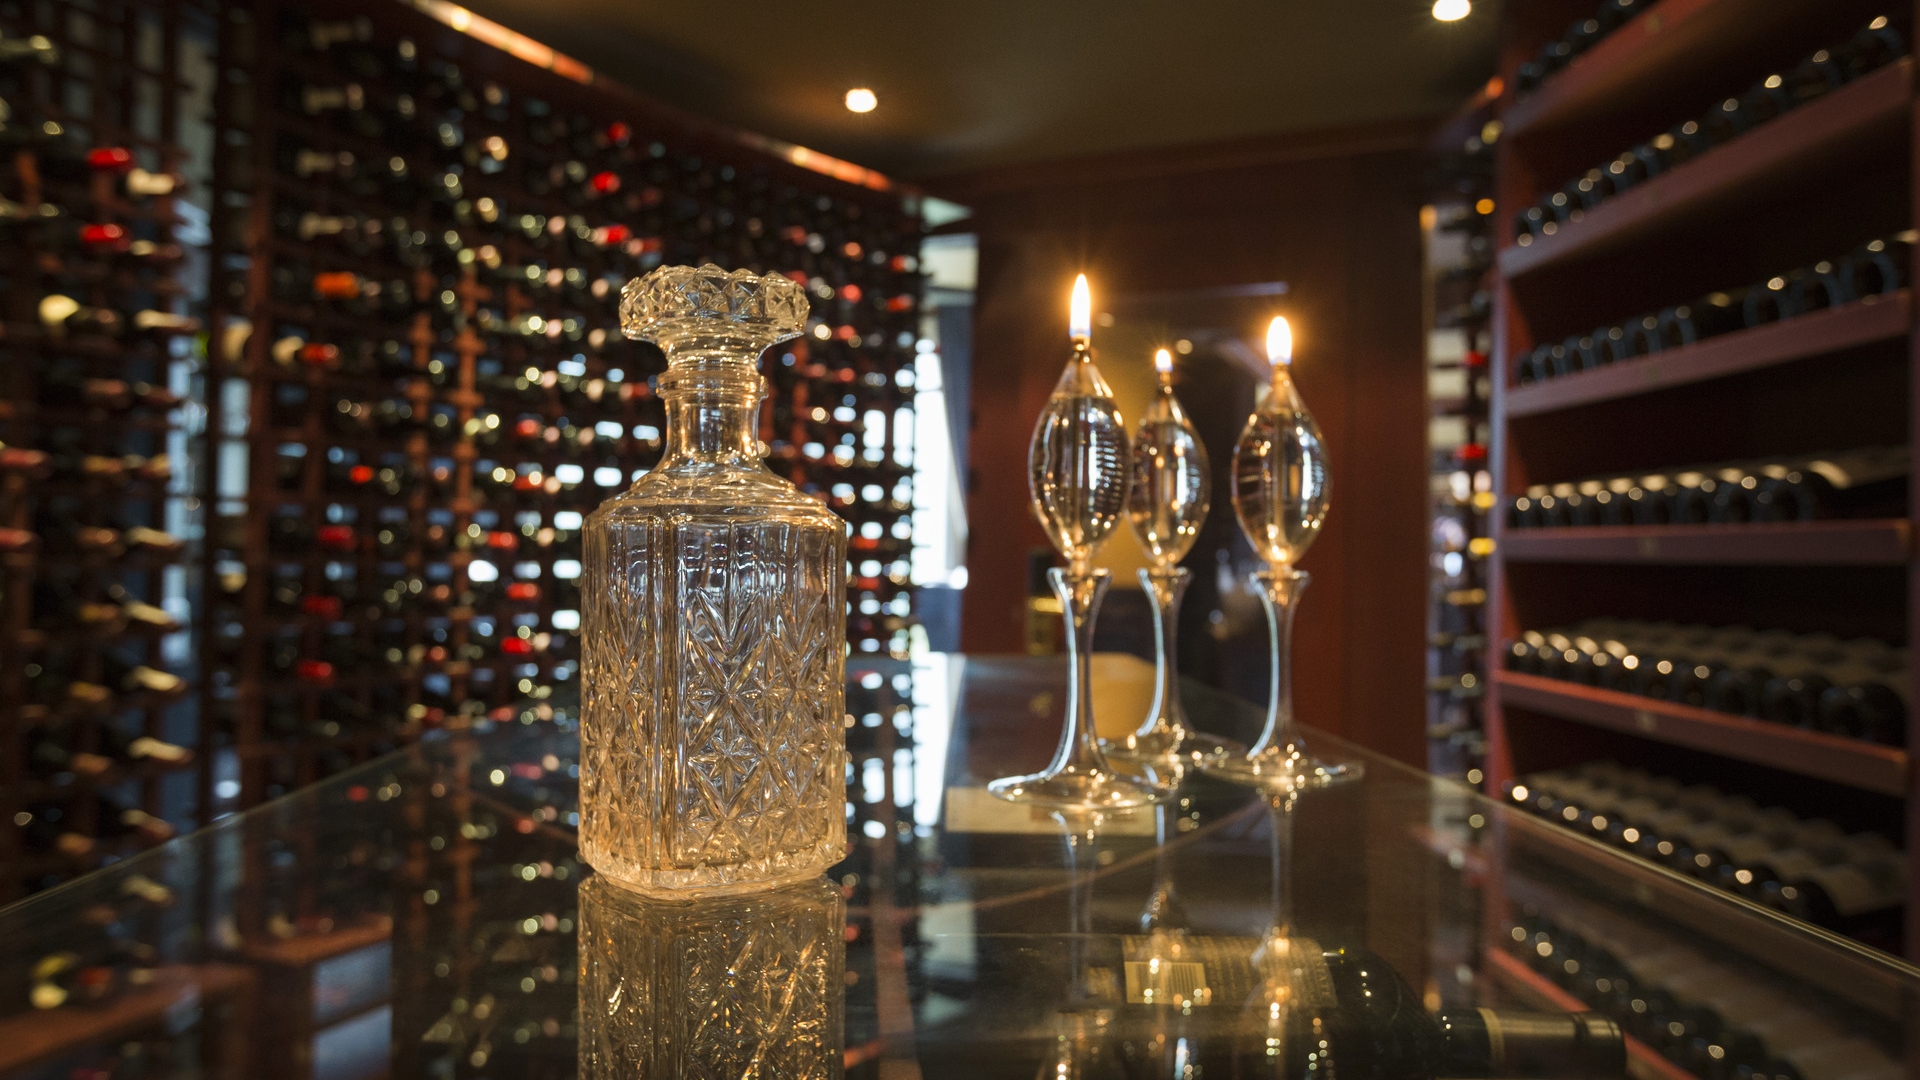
(0, 655, 1914, 1080)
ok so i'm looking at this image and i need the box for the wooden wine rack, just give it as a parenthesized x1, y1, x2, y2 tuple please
(1480, 0, 1920, 964)
(0, 0, 215, 904)
(199, 0, 923, 812)
(2, 0, 924, 898)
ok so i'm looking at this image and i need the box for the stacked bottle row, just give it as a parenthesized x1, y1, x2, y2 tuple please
(0, 870, 178, 1020)
(1512, 14, 1909, 246)
(204, 4, 922, 806)
(0, 5, 205, 898)
(1507, 445, 1907, 528)
(1508, 0, 1644, 98)
(1505, 620, 1907, 746)
(1508, 763, 1906, 940)
(1515, 233, 1911, 386)
(1506, 899, 1900, 1080)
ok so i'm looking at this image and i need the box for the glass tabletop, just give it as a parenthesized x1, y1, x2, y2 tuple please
(1, 654, 1915, 1080)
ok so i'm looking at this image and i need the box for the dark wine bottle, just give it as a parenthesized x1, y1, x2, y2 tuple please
(1262, 943, 1626, 1079)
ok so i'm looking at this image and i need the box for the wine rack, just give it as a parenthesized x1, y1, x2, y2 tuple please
(200, 0, 923, 810)
(2, 0, 924, 897)
(1482, 0, 1920, 982)
(1422, 87, 1499, 782)
(0, 0, 213, 904)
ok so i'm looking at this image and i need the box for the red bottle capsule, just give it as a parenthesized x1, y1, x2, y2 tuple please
(316, 525, 356, 549)
(79, 223, 129, 248)
(301, 596, 344, 619)
(295, 660, 335, 682)
(87, 147, 135, 172)
(313, 271, 362, 300)
(505, 582, 540, 601)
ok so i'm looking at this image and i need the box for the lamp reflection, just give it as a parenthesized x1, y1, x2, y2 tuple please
(577, 874, 845, 1078)
(1039, 808, 1126, 1077)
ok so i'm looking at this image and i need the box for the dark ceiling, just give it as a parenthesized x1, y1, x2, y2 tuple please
(455, 0, 1503, 184)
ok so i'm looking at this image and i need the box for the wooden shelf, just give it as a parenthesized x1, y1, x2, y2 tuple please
(1481, 948, 1692, 1080)
(1505, 289, 1909, 416)
(1499, 520, 1910, 566)
(1493, 670, 1908, 796)
(1501, 815, 1919, 1010)
(1502, 0, 1880, 142)
(1499, 59, 1911, 281)
(238, 915, 392, 967)
(0, 964, 254, 1075)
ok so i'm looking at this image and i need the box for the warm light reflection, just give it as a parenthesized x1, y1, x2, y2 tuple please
(1267, 316, 1293, 367)
(1154, 348, 1173, 375)
(1432, 0, 1470, 20)
(844, 88, 877, 113)
(1070, 274, 1092, 343)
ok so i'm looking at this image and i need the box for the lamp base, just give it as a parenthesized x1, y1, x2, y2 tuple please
(1201, 744, 1364, 792)
(1101, 730, 1243, 775)
(987, 764, 1168, 810)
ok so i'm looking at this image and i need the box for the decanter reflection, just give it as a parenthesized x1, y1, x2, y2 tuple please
(577, 873, 845, 1079)
(581, 265, 847, 894)
(1208, 317, 1360, 790)
(1105, 350, 1241, 772)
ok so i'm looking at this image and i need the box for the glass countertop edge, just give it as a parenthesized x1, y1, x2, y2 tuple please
(3, 667, 1915, 996)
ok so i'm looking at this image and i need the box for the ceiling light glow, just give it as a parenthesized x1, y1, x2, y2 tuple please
(844, 88, 877, 113)
(1432, 0, 1470, 20)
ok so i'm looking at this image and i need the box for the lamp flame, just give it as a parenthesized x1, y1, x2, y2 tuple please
(1154, 348, 1173, 374)
(1070, 274, 1091, 343)
(1267, 316, 1293, 367)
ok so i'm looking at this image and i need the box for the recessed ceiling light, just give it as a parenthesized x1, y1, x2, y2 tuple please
(1432, 0, 1470, 20)
(844, 88, 877, 113)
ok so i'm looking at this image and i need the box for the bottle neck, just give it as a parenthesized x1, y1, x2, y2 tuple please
(1435, 1009, 1625, 1079)
(657, 356, 763, 467)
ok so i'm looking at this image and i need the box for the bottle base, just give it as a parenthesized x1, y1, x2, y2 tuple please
(583, 835, 842, 898)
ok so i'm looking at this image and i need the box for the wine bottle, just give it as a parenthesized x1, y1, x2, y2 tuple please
(1814, 665, 1907, 745)
(1268, 943, 1626, 1079)
(1778, 857, 1906, 934)
(1755, 446, 1908, 521)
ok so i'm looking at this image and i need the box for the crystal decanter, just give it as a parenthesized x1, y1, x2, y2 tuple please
(1102, 348, 1241, 773)
(1206, 316, 1361, 790)
(578, 873, 845, 1078)
(580, 264, 847, 895)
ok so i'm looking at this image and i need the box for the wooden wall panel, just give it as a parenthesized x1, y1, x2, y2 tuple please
(942, 122, 1432, 764)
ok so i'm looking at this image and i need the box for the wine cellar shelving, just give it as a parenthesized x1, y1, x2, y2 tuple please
(3, 0, 925, 898)
(1482, 0, 1920, 983)
(1422, 84, 1499, 781)
(0, 0, 214, 904)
